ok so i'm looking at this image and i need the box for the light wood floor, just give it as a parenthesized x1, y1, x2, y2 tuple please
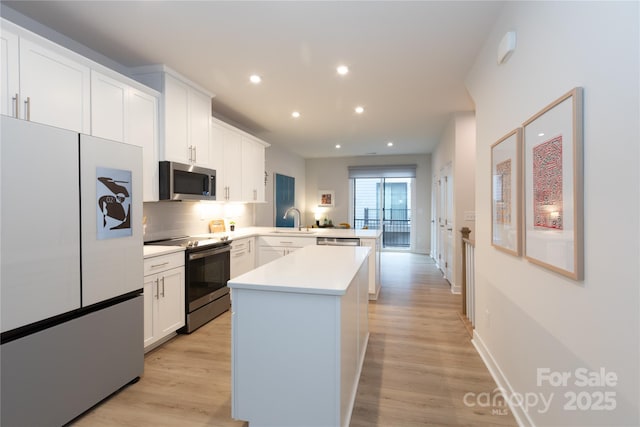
(72, 253, 516, 427)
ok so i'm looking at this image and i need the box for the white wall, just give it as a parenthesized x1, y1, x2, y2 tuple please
(142, 201, 253, 242)
(466, 2, 639, 426)
(255, 143, 307, 227)
(432, 112, 477, 291)
(305, 154, 431, 254)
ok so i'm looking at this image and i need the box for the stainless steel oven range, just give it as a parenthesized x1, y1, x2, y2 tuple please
(146, 236, 231, 333)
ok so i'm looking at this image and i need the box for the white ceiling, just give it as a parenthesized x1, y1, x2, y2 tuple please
(4, 1, 504, 158)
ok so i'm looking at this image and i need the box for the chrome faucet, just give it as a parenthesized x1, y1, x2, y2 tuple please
(283, 207, 302, 231)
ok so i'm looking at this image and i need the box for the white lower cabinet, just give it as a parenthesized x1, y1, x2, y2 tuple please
(231, 249, 370, 427)
(257, 236, 315, 266)
(143, 252, 185, 351)
(230, 237, 255, 279)
(360, 237, 381, 298)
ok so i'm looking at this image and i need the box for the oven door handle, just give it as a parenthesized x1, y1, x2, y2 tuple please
(188, 246, 231, 261)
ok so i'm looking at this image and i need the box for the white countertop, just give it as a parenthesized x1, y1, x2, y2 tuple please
(143, 245, 185, 258)
(194, 226, 382, 241)
(228, 245, 370, 296)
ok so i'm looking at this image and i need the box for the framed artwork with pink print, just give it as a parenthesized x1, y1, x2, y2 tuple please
(522, 87, 584, 280)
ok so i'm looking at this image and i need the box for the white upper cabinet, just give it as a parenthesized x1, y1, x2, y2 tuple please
(1, 27, 19, 118)
(209, 118, 225, 199)
(1, 19, 161, 202)
(163, 73, 190, 163)
(128, 88, 159, 202)
(132, 66, 212, 168)
(188, 86, 211, 165)
(241, 136, 266, 202)
(19, 37, 91, 133)
(90, 70, 128, 142)
(90, 70, 159, 201)
(221, 127, 243, 202)
(1, 21, 91, 133)
(211, 116, 269, 203)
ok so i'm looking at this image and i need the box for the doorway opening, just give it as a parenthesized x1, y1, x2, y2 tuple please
(352, 177, 413, 250)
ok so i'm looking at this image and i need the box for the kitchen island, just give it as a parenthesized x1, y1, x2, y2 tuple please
(228, 245, 370, 427)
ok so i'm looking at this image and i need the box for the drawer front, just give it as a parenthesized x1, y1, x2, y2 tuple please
(231, 237, 253, 252)
(144, 252, 184, 276)
(258, 236, 315, 248)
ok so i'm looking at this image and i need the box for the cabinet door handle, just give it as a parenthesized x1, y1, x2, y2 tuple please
(160, 276, 165, 297)
(12, 93, 19, 118)
(154, 278, 160, 299)
(253, 189, 257, 200)
(24, 97, 31, 121)
(150, 261, 170, 269)
(193, 146, 197, 162)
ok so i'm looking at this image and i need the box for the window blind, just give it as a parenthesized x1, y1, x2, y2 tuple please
(347, 164, 416, 179)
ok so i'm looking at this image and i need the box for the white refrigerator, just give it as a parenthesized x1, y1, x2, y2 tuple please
(0, 116, 144, 426)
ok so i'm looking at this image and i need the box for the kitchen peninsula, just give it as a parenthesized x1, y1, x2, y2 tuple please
(228, 245, 370, 427)
(203, 227, 382, 299)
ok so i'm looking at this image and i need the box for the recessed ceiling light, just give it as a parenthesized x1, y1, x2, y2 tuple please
(337, 65, 349, 75)
(355, 106, 364, 114)
(292, 111, 301, 118)
(249, 74, 262, 84)
(387, 141, 394, 147)
(335, 144, 341, 149)
(538, 132, 545, 137)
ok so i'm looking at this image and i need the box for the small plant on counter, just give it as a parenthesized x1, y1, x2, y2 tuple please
(229, 221, 236, 231)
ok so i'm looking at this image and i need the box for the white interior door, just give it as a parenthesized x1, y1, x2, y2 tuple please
(438, 163, 454, 283)
(445, 167, 454, 283)
(431, 176, 438, 260)
(437, 174, 446, 272)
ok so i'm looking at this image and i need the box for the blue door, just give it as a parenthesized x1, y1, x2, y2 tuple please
(275, 173, 295, 227)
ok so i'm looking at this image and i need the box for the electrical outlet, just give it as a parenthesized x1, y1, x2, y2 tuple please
(464, 211, 476, 221)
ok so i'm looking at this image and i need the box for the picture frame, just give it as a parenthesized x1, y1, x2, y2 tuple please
(522, 87, 583, 280)
(318, 190, 335, 207)
(491, 128, 522, 256)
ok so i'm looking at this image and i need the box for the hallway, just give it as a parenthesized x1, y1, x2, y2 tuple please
(72, 253, 516, 426)
(350, 252, 516, 426)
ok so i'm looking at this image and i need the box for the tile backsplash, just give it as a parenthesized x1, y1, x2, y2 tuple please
(143, 201, 254, 242)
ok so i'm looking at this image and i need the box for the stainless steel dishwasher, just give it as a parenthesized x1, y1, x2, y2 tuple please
(316, 237, 361, 246)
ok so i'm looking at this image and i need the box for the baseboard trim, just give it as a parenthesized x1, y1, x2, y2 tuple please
(472, 331, 536, 427)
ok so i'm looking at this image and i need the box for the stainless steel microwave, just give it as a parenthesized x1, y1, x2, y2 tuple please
(159, 161, 216, 201)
